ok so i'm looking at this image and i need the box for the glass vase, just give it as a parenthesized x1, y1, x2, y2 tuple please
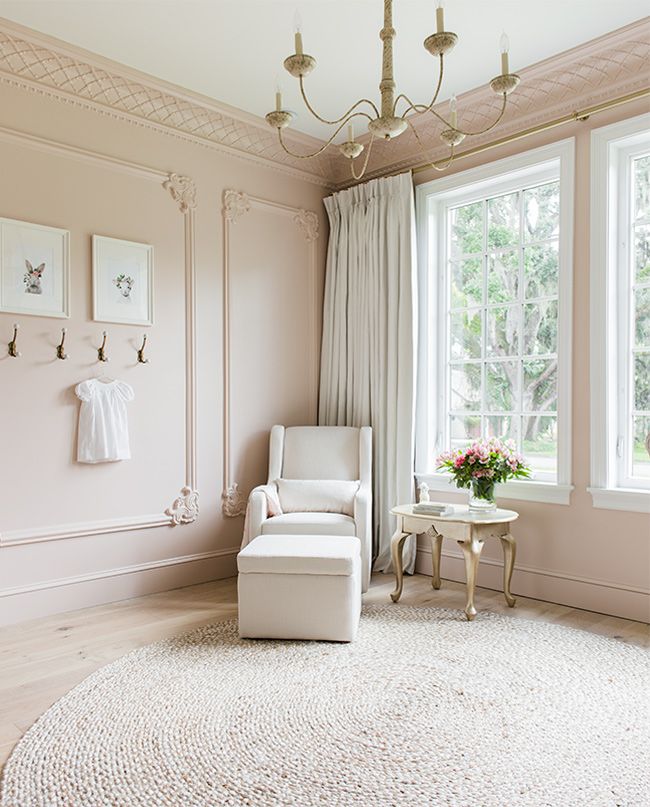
(468, 477, 497, 513)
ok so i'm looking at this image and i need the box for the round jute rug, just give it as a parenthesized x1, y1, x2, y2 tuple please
(1, 605, 648, 807)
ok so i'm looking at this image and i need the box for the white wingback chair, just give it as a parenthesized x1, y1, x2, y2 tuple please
(247, 425, 373, 592)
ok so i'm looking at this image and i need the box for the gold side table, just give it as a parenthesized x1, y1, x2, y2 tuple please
(389, 503, 519, 621)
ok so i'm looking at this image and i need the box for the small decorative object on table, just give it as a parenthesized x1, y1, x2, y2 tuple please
(437, 438, 529, 512)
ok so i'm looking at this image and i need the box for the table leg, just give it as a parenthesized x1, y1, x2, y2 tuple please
(499, 532, 517, 608)
(390, 530, 409, 603)
(429, 528, 443, 590)
(458, 535, 484, 621)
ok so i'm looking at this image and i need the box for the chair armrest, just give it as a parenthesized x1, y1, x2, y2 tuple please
(243, 486, 268, 547)
(354, 483, 372, 592)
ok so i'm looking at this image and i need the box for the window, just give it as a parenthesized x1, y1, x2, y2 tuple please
(590, 114, 650, 512)
(415, 141, 574, 505)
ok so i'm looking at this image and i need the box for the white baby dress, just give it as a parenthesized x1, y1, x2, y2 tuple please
(75, 378, 135, 463)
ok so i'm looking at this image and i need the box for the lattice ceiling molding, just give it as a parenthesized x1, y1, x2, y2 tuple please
(0, 17, 647, 190)
(0, 18, 336, 188)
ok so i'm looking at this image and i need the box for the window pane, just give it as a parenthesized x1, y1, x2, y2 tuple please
(634, 155, 650, 222)
(487, 250, 519, 303)
(449, 415, 481, 449)
(485, 414, 519, 444)
(523, 300, 558, 355)
(450, 310, 482, 359)
(632, 416, 650, 479)
(450, 363, 481, 411)
(487, 192, 519, 249)
(634, 224, 650, 282)
(522, 415, 557, 477)
(487, 305, 519, 356)
(450, 202, 483, 257)
(486, 361, 518, 411)
(635, 353, 650, 411)
(634, 287, 650, 347)
(524, 182, 559, 242)
(523, 358, 557, 413)
(524, 241, 559, 299)
(450, 258, 483, 308)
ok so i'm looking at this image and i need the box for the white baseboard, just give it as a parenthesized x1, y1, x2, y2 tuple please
(0, 548, 240, 626)
(415, 547, 650, 624)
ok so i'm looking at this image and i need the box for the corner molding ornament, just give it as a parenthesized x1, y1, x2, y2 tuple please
(221, 484, 247, 518)
(163, 173, 197, 213)
(294, 209, 319, 242)
(223, 189, 251, 222)
(165, 487, 200, 525)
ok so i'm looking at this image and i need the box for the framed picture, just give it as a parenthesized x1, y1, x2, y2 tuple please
(0, 217, 70, 318)
(92, 235, 154, 326)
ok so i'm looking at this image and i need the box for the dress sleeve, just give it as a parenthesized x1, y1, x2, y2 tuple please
(116, 381, 135, 402)
(75, 379, 94, 402)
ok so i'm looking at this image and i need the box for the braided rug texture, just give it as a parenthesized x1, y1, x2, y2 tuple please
(1, 604, 649, 807)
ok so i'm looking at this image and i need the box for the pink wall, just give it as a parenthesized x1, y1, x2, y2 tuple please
(0, 79, 327, 625)
(413, 98, 650, 624)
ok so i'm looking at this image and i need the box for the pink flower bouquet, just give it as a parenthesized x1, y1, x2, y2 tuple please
(437, 438, 530, 509)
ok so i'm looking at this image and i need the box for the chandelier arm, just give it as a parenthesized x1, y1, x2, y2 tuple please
(277, 114, 370, 159)
(393, 55, 445, 117)
(350, 134, 376, 181)
(299, 76, 380, 124)
(427, 92, 508, 136)
(406, 117, 455, 172)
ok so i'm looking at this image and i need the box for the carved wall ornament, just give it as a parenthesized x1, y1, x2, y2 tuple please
(166, 487, 200, 525)
(223, 189, 251, 222)
(163, 173, 197, 213)
(221, 483, 247, 518)
(294, 209, 319, 242)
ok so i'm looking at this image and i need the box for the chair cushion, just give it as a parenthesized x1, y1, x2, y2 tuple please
(276, 479, 359, 516)
(237, 534, 360, 576)
(261, 512, 357, 536)
(282, 426, 360, 480)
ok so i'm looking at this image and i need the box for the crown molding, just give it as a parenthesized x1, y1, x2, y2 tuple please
(0, 17, 336, 189)
(0, 16, 647, 191)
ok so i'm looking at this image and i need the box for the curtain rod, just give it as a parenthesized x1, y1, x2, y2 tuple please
(411, 87, 650, 176)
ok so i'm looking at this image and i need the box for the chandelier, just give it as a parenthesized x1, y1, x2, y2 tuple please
(265, 0, 520, 180)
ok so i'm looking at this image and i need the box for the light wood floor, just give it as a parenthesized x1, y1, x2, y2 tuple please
(1, 573, 648, 772)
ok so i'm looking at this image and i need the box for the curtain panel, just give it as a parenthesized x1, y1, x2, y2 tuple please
(319, 171, 417, 572)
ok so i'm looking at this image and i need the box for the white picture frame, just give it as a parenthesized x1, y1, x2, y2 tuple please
(0, 217, 70, 318)
(92, 235, 154, 326)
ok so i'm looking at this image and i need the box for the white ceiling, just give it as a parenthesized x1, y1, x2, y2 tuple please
(0, 1, 647, 138)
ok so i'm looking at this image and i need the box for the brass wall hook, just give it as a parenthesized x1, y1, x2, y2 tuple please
(56, 327, 69, 360)
(97, 330, 109, 363)
(137, 334, 149, 364)
(7, 323, 20, 358)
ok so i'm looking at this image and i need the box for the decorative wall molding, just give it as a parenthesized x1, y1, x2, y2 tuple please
(0, 127, 199, 547)
(0, 18, 646, 190)
(221, 189, 320, 517)
(165, 487, 200, 525)
(294, 209, 320, 242)
(0, 18, 334, 188)
(223, 189, 251, 222)
(163, 173, 197, 213)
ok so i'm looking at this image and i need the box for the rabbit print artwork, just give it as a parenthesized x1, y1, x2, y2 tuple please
(113, 273, 134, 300)
(24, 260, 45, 294)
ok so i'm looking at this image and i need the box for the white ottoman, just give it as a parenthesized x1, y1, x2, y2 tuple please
(237, 534, 361, 642)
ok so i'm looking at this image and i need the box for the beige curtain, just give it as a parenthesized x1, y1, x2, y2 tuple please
(319, 171, 417, 572)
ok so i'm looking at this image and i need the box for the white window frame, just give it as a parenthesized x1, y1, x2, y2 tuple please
(589, 113, 650, 513)
(415, 139, 575, 506)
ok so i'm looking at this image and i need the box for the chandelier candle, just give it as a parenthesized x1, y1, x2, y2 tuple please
(267, 0, 521, 180)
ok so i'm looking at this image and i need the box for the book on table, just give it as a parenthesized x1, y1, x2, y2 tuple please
(412, 502, 456, 516)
